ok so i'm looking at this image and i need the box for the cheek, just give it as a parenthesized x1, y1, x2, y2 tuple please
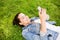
(21, 19, 27, 23)
(20, 19, 24, 23)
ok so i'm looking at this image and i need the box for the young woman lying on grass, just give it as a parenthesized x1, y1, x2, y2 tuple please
(13, 8, 60, 40)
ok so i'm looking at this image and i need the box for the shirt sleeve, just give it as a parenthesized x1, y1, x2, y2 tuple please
(40, 31, 47, 36)
(22, 28, 48, 40)
(35, 23, 47, 36)
(22, 24, 47, 40)
(22, 29, 40, 40)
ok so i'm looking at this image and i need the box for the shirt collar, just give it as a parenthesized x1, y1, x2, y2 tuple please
(22, 23, 32, 30)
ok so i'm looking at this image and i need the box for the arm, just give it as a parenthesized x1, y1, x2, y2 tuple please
(38, 8, 47, 35)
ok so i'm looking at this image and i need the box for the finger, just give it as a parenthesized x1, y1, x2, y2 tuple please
(43, 8, 46, 14)
(41, 8, 46, 15)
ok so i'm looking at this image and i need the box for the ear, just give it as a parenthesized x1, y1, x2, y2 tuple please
(19, 23, 23, 25)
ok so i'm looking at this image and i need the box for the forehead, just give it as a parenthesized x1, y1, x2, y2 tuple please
(18, 13, 25, 18)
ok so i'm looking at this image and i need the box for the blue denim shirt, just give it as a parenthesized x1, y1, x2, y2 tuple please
(22, 23, 59, 40)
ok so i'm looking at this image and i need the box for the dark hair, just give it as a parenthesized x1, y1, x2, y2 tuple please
(13, 12, 24, 27)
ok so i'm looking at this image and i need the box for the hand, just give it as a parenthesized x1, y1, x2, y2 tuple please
(39, 8, 47, 21)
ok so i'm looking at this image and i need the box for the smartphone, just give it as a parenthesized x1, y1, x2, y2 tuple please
(37, 6, 42, 14)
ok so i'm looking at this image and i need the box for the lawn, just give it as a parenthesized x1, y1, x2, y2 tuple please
(0, 0, 60, 40)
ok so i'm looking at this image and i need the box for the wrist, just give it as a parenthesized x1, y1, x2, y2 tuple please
(40, 20, 46, 24)
(40, 19, 46, 22)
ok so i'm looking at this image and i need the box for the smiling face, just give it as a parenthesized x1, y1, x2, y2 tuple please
(18, 13, 30, 26)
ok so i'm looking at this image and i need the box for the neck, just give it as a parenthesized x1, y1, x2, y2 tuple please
(24, 22, 31, 26)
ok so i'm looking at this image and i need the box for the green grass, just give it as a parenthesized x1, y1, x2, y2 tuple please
(0, 0, 60, 40)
